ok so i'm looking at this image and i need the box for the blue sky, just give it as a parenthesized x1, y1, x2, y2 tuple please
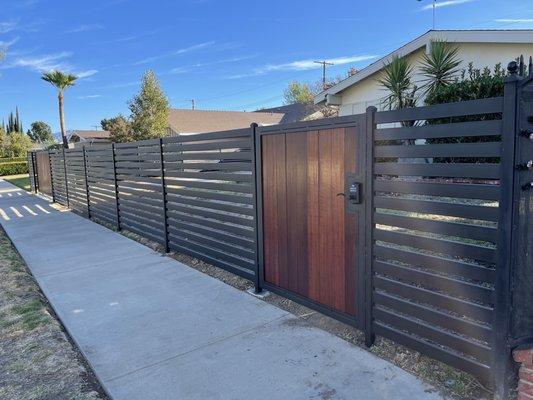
(1, 0, 532, 133)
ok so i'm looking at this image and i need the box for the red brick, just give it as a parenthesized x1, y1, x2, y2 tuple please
(518, 392, 533, 400)
(519, 380, 533, 396)
(515, 349, 533, 364)
(520, 367, 533, 384)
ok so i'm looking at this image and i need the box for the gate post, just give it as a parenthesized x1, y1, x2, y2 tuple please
(364, 106, 377, 348)
(492, 61, 522, 399)
(159, 138, 170, 253)
(251, 123, 262, 293)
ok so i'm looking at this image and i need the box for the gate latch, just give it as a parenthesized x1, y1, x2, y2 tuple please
(348, 182, 362, 204)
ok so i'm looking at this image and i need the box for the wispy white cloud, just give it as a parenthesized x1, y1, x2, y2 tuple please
(66, 24, 104, 33)
(0, 20, 19, 34)
(97, 81, 138, 89)
(228, 54, 378, 79)
(102, 29, 158, 44)
(170, 67, 188, 74)
(76, 69, 98, 78)
(133, 41, 215, 65)
(0, 37, 20, 48)
(76, 94, 102, 99)
(494, 18, 533, 23)
(420, 0, 474, 10)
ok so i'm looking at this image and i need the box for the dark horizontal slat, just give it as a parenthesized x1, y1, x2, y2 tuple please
(164, 151, 252, 162)
(166, 195, 254, 216)
(375, 97, 503, 124)
(374, 244, 494, 283)
(163, 139, 251, 152)
(119, 209, 165, 230)
(373, 322, 491, 381)
(166, 178, 252, 194)
(167, 219, 255, 249)
(375, 142, 501, 158)
(375, 120, 502, 141)
(374, 228, 496, 264)
(118, 193, 163, 207)
(164, 170, 252, 182)
(375, 212, 498, 243)
(168, 242, 254, 279)
(374, 196, 499, 222)
(167, 226, 254, 258)
(374, 180, 500, 201)
(116, 175, 162, 185)
(374, 291, 492, 343)
(374, 275, 493, 323)
(114, 138, 160, 148)
(374, 162, 500, 179)
(120, 220, 165, 244)
(163, 161, 252, 172)
(168, 234, 254, 270)
(374, 260, 493, 304)
(374, 307, 491, 362)
(166, 187, 252, 205)
(166, 202, 254, 227)
(167, 210, 254, 238)
(163, 129, 250, 143)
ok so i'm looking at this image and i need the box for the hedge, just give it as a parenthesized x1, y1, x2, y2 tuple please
(0, 161, 28, 176)
(0, 157, 27, 164)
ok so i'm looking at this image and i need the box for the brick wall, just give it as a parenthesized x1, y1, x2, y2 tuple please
(514, 348, 533, 400)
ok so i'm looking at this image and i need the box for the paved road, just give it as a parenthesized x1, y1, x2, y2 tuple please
(0, 179, 447, 400)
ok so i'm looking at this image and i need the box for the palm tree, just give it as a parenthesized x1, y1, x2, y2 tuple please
(419, 40, 461, 96)
(41, 70, 77, 148)
(378, 55, 418, 112)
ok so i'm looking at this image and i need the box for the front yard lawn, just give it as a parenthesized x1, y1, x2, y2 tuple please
(3, 174, 30, 191)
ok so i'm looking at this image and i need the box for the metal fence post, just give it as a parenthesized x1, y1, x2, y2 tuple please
(159, 138, 170, 253)
(111, 143, 121, 231)
(364, 106, 377, 348)
(48, 151, 55, 203)
(492, 62, 521, 399)
(250, 123, 262, 293)
(82, 146, 91, 218)
(62, 147, 70, 207)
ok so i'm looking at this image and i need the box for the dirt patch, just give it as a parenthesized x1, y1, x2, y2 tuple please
(0, 227, 108, 400)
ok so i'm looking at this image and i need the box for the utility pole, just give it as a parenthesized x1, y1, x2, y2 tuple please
(314, 60, 334, 90)
(189, 99, 195, 110)
(418, 0, 437, 29)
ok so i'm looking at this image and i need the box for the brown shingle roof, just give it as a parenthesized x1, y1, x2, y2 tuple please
(69, 130, 111, 140)
(168, 109, 284, 134)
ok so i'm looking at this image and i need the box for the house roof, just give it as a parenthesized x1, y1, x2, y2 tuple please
(68, 130, 111, 141)
(314, 29, 533, 104)
(255, 103, 322, 124)
(168, 109, 285, 134)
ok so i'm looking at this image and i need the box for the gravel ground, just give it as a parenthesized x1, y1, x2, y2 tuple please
(0, 227, 108, 400)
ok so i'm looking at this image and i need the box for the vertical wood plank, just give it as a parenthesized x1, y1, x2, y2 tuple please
(286, 132, 309, 296)
(307, 131, 320, 302)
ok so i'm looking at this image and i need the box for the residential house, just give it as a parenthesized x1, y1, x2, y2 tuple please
(315, 30, 533, 115)
(68, 130, 111, 148)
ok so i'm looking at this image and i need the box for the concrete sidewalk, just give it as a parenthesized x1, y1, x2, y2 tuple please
(0, 179, 446, 400)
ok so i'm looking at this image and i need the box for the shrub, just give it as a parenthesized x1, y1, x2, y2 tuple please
(0, 157, 26, 164)
(0, 161, 28, 176)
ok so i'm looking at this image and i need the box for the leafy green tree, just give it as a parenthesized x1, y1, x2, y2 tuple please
(420, 40, 461, 96)
(283, 81, 314, 105)
(8, 132, 33, 157)
(378, 55, 418, 112)
(129, 70, 169, 140)
(41, 70, 78, 148)
(101, 115, 134, 143)
(0, 126, 8, 157)
(27, 121, 54, 143)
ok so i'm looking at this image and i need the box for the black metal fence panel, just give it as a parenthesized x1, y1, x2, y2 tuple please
(369, 96, 504, 384)
(65, 149, 89, 216)
(162, 128, 256, 279)
(49, 150, 68, 205)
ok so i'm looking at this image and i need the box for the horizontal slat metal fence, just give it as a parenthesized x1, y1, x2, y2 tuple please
(65, 149, 89, 216)
(85, 146, 118, 226)
(49, 150, 68, 205)
(369, 97, 504, 383)
(27, 152, 37, 192)
(162, 128, 256, 279)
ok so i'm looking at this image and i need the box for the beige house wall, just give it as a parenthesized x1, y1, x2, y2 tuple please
(338, 42, 533, 116)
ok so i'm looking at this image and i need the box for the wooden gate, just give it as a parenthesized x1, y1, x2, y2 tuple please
(35, 151, 52, 196)
(256, 116, 366, 326)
